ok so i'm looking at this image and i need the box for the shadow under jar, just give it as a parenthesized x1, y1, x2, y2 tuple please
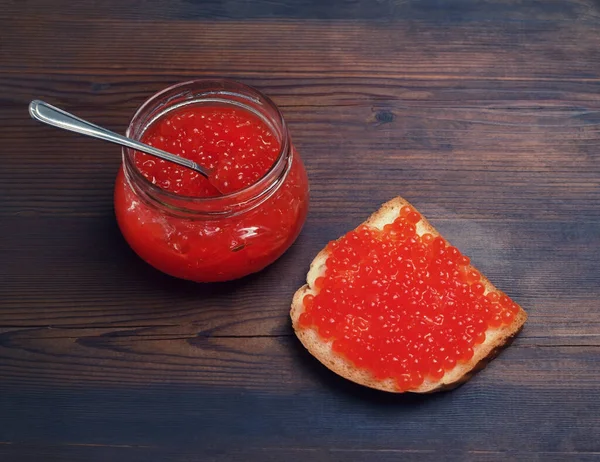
(114, 80, 309, 282)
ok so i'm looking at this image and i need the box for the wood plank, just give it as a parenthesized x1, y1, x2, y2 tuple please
(2, 0, 598, 22)
(5, 74, 600, 108)
(1, 20, 600, 80)
(1, 444, 600, 462)
(1, 326, 600, 389)
(1, 378, 600, 453)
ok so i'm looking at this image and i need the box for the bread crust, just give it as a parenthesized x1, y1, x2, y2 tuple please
(290, 196, 527, 393)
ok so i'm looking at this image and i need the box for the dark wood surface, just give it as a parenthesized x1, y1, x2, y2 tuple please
(2, 0, 600, 460)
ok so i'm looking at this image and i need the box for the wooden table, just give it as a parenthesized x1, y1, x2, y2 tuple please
(2, 1, 600, 460)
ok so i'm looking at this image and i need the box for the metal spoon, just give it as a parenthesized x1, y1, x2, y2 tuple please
(28, 100, 211, 178)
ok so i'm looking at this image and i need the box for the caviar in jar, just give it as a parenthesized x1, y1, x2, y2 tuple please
(114, 80, 309, 282)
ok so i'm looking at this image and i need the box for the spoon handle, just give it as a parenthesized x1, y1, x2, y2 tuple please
(28, 100, 210, 178)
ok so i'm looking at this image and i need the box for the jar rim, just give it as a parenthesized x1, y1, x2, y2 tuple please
(123, 79, 291, 209)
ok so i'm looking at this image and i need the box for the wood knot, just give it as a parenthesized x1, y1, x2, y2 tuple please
(375, 110, 395, 124)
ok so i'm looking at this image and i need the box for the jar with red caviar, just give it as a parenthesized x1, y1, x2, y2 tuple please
(114, 80, 309, 282)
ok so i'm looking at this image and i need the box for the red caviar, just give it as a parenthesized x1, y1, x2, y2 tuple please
(298, 205, 520, 391)
(134, 105, 281, 196)
(114, 81, 309, 282)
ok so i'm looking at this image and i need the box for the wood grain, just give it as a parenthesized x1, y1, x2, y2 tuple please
(1, 325, 600, 389)
(1, 378, 600, 458)
(2, 19, 600, 79)
(4, 0, 600, 21)
(2, 445, 600, 462)
(2, 0, 600, 459)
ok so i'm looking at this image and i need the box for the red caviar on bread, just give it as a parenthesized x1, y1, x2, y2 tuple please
(291, 197, 527, 393)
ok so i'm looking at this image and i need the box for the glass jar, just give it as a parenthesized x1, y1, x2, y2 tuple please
(114, 80, 309, 282)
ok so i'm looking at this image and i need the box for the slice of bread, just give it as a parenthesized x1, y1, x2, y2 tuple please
(291, 197, 527, 393)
